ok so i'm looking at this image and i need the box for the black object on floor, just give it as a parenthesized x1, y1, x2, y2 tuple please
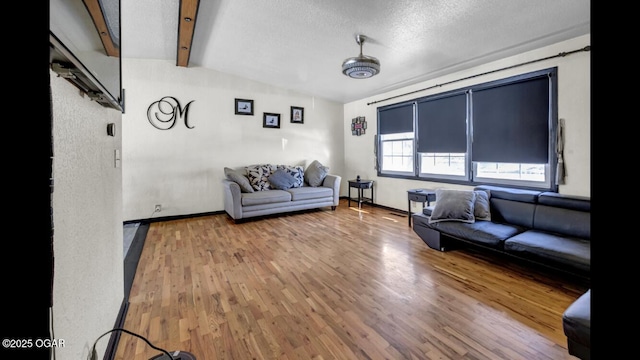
(124, 222, 149, 299)
(149, 350, 197, 360)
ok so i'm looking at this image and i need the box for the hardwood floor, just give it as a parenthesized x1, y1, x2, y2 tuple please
(115, 199, 587, 360)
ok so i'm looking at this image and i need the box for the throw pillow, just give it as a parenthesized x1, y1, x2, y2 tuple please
(429, 189, 477, 224)
(224, 167, 254, 193)
(268, 169, 298, 190)
(474, 189, 491, 221)
(246, 164, 276, 191)
(304, 160, 329, 187)
(276, 165, 304, 188)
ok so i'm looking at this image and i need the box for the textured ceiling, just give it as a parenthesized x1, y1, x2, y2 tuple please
(122, 0, 590, 104)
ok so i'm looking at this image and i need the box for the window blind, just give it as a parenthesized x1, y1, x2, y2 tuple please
(416, 93, 467, 153)
(471, 75, 550, 163)
(378, 102, 414, 135)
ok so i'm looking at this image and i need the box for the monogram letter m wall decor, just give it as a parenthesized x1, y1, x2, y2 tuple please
(147, 96, 195, 130)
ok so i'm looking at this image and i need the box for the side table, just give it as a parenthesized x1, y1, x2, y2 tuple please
(407, 189, 436, 226)
(348, 180, 374, 208)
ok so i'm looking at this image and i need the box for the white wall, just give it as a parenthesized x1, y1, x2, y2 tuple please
(44, 32, 590, 359)
(121, 59, 345, 221)
(50, 71, 124, 359)
(122, 35, 590, 221)
(343, 34, 591, 212)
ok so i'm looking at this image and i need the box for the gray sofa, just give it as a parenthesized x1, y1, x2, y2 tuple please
(222, 162, 341, 221)
(412, 185, 590, 280)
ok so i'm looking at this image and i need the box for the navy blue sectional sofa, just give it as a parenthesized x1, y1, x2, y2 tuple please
(412, 185, 591, 359)
(412, 185, 590, 280)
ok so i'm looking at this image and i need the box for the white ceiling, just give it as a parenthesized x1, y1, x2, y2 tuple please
(121, 0, 590, 104)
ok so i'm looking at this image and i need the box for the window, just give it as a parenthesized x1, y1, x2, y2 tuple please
(380, 133, 414, 173)
(376, 68, 557, 191)
(377, 103, 415, 176)
(416, 92, 468, 181)
(471, 73, 553, 188)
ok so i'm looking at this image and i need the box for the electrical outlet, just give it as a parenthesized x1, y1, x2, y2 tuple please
(155, 204, 161, 212)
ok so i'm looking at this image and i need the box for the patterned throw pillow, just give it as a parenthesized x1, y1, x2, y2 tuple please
(246, 164, 276, 191)
(276, 165, 304, 188)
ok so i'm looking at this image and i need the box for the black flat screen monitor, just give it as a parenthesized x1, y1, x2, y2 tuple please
(50, 0, 122, 111)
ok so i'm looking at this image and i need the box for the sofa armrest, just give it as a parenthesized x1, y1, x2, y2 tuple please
(222, 179, 243, 219)
(322, 174, 341, 206)
(563, 289, 591, 359)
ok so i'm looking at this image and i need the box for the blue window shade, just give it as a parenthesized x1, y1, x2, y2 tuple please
(416, 93, 467, 153)
(378, 102, 414, 134)
(472, 75, 550, 163)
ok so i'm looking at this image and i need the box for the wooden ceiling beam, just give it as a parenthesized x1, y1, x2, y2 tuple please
(82, 0, 119, 57)
(177, 0, 200, 67)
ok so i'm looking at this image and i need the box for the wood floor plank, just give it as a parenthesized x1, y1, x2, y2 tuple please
(115, 199, 586, 359)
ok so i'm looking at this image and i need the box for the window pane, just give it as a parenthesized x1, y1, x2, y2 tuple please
(420, 153, 465, 176)
(381, 139, 414, 173)
(476, 162, 545, 182)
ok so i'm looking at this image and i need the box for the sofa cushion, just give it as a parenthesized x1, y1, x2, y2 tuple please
(538, 192, 590, 212)
(241, 189, 291, 206)
(287, 186, 333, 201)
(224, 167, 254, 193)
(429, 189, 477, 224)
(304, 160, 329, 187)
(490, 198, 537, 228)
(504, 230, 590, 272)
(475, 185, 541, 203)
(533, 203, 590, 240)
(246, 164, 276, 191)
(277, 165, 304, 188)
(427, 219, 526, 248)
(268, 169, 298, 190)
(474, 185, 540, 228)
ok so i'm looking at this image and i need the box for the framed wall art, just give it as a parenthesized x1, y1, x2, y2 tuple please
(351, 116, 367, 135)
(235, 98, 254, 115)
(263, 112, 281, 128)
(290, 106, 304, 124)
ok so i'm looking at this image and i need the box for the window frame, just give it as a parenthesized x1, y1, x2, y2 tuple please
(376, 102, 416, 177)
(375, 67, 558, 192)
(379, 133, 415, 176)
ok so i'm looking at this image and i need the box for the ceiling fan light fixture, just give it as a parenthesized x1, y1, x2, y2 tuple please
(342, 34, 380, 79)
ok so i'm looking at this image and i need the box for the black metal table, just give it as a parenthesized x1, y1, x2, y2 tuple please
(407, 189, 436, 226)
(348, 180, 374, 208)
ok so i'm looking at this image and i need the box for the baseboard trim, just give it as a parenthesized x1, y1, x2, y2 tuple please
(338, 195, 406, 215)
(126, 210, 225, 225)
(128, 203, 407, 225)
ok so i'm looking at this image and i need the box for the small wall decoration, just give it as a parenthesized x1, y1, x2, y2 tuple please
(291, 106, 304, 124)
(147, 96, 195, 130)
(235, 98, 254, 115)
(263, 112, 281, 128)
(351, 116, 366, 135)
